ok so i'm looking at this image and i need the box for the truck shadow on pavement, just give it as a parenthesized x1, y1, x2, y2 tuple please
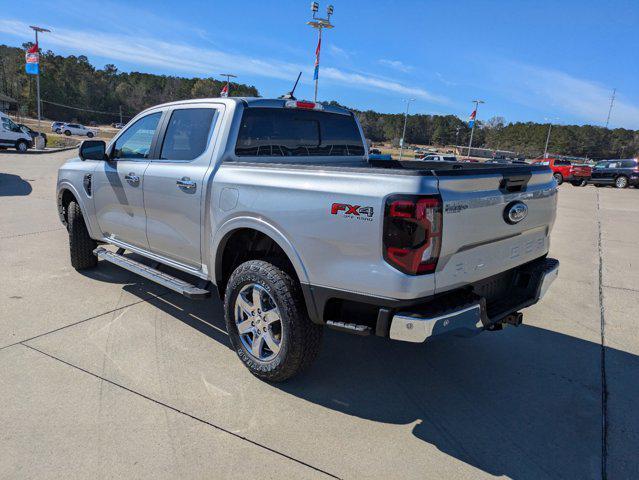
(0, 172, 32, 196)
(93, 263, 636, 480)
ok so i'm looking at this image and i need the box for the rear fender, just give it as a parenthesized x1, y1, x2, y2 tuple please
(211, 216, 310, 287)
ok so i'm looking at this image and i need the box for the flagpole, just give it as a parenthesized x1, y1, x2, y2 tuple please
(314, 27, 322, 103)
(467, 99, 484, 158)
(307, 3, 334, 103)
(35, 30, 40, 135)
(29, 25, 50, 149)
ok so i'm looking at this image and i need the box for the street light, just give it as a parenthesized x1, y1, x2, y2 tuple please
(219, 73, 237, 97)
(543, 116, 559, 158)
(466, 99, 484, 158)
(307, 2, 334, 102)
(398, 98, 415, 161)
(29, 25, 50, 149)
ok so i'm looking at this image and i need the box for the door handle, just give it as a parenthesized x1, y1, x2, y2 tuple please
(176, 177, 196, 190)
(125, 173, 140, 184)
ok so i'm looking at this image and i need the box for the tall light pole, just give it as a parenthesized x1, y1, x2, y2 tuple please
(219, 73, 237, 97)
(29, 25, 50, 148)
(307, 2, 334, 102)
(605, 88, 616, 129)
(466, 99, 484, 158)
(398, 98, 415, 161)
(543, 116, 559, 158)
(543, 123, 553, 158)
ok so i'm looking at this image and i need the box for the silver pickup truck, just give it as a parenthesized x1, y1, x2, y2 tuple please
(56, 98, 559, 381)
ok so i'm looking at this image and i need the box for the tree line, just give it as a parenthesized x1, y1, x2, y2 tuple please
(1, 43, 637, 159)
(0, 44, 258, 124)
(348, 108, 638, 160)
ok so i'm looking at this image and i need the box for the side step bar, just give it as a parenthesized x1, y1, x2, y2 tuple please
(93, 247, 211, 300)
(326, 320, 371, 336)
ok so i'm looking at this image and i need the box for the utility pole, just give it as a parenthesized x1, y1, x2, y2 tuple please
(29, 25, 50, 148)
(398, 98, 415, 161)
(605, 88, 616, 129)
(219, 73, 237, 97)
(543, 122, 553, 158)
(307, 2, 334, 102)
(467, 99, 484, 157)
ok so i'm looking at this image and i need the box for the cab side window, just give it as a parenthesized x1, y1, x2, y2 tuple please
(112, 112, 162, 160)
(159, 108, 216, 161)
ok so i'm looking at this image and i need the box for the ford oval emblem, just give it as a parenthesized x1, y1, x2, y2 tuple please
(504, 201, 528, 224)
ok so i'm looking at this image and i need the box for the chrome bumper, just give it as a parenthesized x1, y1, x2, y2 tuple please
(537, 261, 559, 300)
(389, 260, 559, 344)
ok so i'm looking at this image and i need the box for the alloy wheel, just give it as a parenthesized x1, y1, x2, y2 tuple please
(234, 283, 283, 362)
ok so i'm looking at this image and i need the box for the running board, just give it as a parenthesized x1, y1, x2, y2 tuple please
(326, 320, 371, 336)
(93, 247, 211, 300)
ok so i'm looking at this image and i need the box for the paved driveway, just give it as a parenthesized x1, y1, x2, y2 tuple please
(1, 151, 637, 479)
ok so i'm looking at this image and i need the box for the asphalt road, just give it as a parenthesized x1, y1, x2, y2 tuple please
(1, 150, 637, 479)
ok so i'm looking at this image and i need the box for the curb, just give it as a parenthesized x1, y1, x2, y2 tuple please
(27, 145, 79, 155)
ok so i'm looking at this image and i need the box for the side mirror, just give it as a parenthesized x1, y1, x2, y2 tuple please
(79, 139, 107, 161)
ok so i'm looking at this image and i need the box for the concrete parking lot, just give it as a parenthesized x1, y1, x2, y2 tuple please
(1, 150, 637, 479)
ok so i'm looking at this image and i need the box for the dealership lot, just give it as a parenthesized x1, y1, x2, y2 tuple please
(1, 150, 637, 479)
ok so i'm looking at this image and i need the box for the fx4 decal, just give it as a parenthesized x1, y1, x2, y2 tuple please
(331, 203, 374, 221)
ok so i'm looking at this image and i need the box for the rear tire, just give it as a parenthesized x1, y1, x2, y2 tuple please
(224, 260, 322, 382)
(571, 179, 587, 187)
(67, 201, 97, 270)
(553, 173, 563, 185)
(615, 176, 629, 189)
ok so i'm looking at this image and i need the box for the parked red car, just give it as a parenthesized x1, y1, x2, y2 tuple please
(531, 157, 591, 186)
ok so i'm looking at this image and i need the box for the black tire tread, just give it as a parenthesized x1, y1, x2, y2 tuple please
(68, 201, 97, 270)
(224, 260, 322, 382)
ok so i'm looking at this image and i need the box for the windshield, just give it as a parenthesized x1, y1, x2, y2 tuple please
(235, 107, 365, 158)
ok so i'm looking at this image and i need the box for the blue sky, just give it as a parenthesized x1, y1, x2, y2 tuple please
(1, 0, 638, 128)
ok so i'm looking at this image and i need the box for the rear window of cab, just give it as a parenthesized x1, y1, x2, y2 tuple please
(235, 107, 365, 157)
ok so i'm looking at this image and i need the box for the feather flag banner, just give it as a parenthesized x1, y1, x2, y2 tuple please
(25, 43, 39, 75)
(313, 37, 321, 81)
(468, 109, 477, 128)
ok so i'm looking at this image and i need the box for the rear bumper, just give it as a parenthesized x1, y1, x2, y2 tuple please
(389, 257, 559, 343)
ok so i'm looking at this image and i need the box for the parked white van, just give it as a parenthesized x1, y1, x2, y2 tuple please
(0, 112, 33, 152)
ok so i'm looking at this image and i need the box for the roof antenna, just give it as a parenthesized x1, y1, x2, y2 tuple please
(281, 72, 302, 100)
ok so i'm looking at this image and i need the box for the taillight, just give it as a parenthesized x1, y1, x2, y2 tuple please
(383, 195, 442, 275)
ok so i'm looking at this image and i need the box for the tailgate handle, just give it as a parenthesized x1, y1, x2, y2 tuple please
(499, 174, 530, 193)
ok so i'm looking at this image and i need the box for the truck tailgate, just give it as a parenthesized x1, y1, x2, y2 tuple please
(434, 166, 557, 293)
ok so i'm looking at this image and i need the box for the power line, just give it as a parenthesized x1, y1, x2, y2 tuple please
(41, 99, 133, 118)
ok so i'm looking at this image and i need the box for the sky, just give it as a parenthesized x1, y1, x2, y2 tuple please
(1, 0, 638, 129)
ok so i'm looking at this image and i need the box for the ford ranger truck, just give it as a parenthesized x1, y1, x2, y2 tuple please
(56, 98, 559, 381)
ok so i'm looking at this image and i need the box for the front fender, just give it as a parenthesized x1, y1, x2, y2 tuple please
(56, 180, 100, 239)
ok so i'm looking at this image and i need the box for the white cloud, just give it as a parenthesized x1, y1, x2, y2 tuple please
(0, 18, 448, 105)
(491, 61, 639, 129)
(328, 44, 351, 59)
(378, 59, 413, 73)
(322, 68, 448, 104)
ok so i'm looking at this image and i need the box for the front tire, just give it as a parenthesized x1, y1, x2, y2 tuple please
(64, 130, 71, 136)
(87, 132, 94, 138)
(67, 201, 97, 270)
(553, 173, 564, 185)
(615, 176, 629, 189)
(16, 140, 28, 153)
(224, 260, 322, 382)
